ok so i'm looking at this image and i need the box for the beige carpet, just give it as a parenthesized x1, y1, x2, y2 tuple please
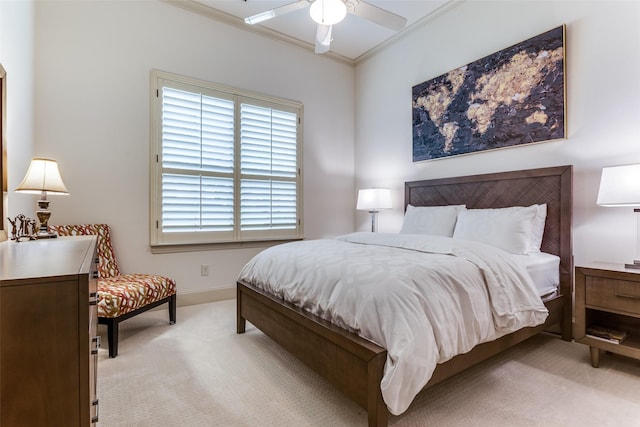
(97, 300, 640, 426)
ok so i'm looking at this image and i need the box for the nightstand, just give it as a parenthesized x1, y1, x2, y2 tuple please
(575, 263, 640, 367)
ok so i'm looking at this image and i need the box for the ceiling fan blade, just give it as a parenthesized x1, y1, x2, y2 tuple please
(315, 24, 332, 54)
(244, 0, 310, 25)
(348, 0, 407, 31)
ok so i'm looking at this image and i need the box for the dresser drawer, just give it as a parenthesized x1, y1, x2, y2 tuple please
(586, 276, 640, 316)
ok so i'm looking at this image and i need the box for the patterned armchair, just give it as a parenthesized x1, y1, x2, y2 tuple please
(49, 224, 177, 358)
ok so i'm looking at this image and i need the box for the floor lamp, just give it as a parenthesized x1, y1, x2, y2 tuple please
(356, 188, 391, 232)
(597, 164, 640, 269)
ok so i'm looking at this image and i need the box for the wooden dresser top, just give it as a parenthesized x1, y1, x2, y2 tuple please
(0, 236, 96, 285)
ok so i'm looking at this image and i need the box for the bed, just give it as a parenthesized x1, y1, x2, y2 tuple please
(236, 165, 573, 426)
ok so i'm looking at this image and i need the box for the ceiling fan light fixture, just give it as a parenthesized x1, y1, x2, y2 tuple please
(310, 0, 347, 26)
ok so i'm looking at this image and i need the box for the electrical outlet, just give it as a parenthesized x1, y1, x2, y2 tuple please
(200, 264, 209, 276)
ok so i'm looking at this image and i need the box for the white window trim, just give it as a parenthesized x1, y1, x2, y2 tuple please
(149, 70, 304, 250)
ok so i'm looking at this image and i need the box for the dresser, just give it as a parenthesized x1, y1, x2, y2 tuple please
(575, 263, 640, 367)
(0, 236, 99, 426)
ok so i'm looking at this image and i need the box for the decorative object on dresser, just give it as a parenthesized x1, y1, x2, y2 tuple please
(0, 236, 99, 426)
(14, 157, 69, 238)
(237, 165, 573, 427)
(6, 213, 37, 241)
(356, 187, 391, 232)
(49, 224, 177, 358)
(597, 163, 640, 269)
(575, 263, 640, 368)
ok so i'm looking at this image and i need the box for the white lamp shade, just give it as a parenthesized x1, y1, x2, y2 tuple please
(597, 164, 640, 207)
(15, 158, 69, 195)
(310, 0, 347, 25)
(357, 188, 392, 211)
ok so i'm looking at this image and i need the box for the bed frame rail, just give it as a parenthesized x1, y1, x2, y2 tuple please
(237, 281, 389, 426)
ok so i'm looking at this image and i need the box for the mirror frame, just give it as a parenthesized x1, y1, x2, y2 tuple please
(1, 62, 6, 236)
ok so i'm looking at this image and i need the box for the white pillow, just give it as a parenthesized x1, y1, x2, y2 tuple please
(528, 204, 547, 253)
(400, 204, 466, 237)
(453, 205, 539, 254)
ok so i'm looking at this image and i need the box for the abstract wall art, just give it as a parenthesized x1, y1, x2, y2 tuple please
(412, 25, 565, 162)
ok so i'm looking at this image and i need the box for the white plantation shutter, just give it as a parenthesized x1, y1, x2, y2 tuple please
(240, 103, 298, 236)
(150, 71, 303, 247)
(161, 87, 235, 234)
(240, 180, 297, 229)
(161, 174, 234, 232)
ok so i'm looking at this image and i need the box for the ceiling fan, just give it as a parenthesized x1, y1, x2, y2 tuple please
(243, 0, 407, 54)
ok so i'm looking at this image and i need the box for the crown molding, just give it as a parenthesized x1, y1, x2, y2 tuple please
(353, 0, 467, 65)
(160, 0, 355, 65)
(161, 0, 468, 67)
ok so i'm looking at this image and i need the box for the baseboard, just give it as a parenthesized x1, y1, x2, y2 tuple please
(139, 287, 236, 315)
(177, 286, 236, 307)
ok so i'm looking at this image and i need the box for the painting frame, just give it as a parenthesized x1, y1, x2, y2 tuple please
(412, 25, 566, 162)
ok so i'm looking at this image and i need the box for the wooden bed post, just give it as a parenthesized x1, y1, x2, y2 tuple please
(559, 165, 573, 341)
(237, 285, 246, 334)
(368, 353, 388, 427)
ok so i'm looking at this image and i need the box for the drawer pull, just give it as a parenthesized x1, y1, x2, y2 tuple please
(92, 271, 99, 279)
(91, 336, 100, 354)
(91, 398, 99, 423)
(615, 293, 640, 300)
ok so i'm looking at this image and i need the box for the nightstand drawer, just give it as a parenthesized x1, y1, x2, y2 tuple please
(586, 276, 640, 316)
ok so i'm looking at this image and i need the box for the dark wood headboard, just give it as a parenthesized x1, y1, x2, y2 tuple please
(405, 165, 573, 308)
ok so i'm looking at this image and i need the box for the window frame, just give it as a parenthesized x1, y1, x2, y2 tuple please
(149, 70, 304, 251)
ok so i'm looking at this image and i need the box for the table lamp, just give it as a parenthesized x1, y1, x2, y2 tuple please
(357, 188, 391, 232)
(15, 158, 69, 238)
(597, 164, 640, 269)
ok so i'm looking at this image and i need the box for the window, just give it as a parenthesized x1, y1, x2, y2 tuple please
(150, 70, 303, 248)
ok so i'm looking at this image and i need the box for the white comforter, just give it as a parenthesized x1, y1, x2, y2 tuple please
(238, 232, 548, 415)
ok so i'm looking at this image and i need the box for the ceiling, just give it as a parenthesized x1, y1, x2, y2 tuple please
(166, 0, 462, 64)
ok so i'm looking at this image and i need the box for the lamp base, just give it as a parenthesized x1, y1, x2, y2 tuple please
(625, 260, 640, 269)
(35, 199, 56, 239)
(368, 210, 379, 232)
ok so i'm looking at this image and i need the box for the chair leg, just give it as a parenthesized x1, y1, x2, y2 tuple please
(98, 294, 175, 358)
(169, 294, 177, 324)
(105, 318, 119, 358)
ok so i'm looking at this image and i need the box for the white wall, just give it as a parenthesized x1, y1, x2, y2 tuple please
(355, 0, 640, 266)
(0, 0, 36, 229)
(26, 0, 355, 297)
(8, 0, 640, 296)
